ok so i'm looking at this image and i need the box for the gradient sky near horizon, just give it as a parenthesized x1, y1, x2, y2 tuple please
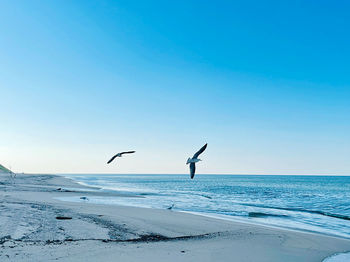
(1, 1, 349, 175)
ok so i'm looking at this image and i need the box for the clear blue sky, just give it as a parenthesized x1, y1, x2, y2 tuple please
(1, 0, 349, 174)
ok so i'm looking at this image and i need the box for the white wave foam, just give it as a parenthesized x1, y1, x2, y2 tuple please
(323, 252, 350, 262)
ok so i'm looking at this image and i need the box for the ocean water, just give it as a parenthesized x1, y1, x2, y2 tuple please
(60, 174, 350, 239)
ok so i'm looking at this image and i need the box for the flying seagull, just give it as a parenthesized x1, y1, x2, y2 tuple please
(107, 151, 135, 164)
(186, 143, 207, 179)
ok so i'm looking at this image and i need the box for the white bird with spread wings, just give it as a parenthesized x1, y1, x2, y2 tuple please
(186, 143, 207, 179)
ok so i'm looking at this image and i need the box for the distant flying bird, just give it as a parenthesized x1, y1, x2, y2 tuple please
(186, 143, 207, 179)
(107, 151, 136, 164)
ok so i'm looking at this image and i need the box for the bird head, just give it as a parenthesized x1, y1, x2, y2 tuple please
(186, 158, 191, 164)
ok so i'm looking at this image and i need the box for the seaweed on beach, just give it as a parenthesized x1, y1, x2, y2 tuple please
(56, 216, 72, 220)
(0, 235, 11, 245)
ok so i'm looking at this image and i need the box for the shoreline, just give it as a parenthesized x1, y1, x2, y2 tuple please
(1, 173, 350, 261)
(61, 173, 350, 240)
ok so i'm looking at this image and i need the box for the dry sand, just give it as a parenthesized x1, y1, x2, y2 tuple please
(1, 173, 349, 262)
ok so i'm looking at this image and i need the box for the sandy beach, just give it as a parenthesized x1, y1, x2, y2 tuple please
(1, 173, 349, 262)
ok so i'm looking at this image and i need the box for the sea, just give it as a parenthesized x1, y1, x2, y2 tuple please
(59, 174, 350, 240)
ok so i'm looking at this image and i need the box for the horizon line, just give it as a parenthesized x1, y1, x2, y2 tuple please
(18, 172, 350, 177)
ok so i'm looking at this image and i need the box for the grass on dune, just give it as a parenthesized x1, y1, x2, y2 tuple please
(0, 164, 12, 173)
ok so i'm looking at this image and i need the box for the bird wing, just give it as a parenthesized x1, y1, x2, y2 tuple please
(192, 143, 207, 159)
(107, 154, 119, 164)
(120, 151, 136, 155)
(190, 162, 196, 179)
